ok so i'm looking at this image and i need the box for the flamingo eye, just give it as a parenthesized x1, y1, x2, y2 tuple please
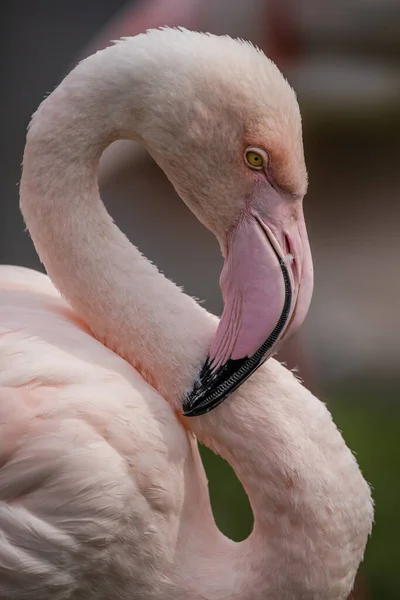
(244, 147, 268, 171)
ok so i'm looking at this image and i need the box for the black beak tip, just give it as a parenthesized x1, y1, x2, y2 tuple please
(182, 356, 249, 417)
(182, 400, 212, 418)
(182, 358, 216, 417)
(182, 391, 226, 417)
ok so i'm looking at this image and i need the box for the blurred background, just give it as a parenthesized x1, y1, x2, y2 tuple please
(1, 1, 399, 597)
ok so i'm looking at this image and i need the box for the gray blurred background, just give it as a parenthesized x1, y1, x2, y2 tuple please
(1, 1, 399, 598)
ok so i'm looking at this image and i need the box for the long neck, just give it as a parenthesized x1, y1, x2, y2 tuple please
(20, 46, 372, 600)
(20, 46, 217, 407)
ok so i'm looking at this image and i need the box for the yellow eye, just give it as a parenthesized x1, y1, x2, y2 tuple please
(244, 148, 266, 170)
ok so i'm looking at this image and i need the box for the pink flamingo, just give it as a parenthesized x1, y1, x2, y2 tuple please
(0, 29, 372, 599)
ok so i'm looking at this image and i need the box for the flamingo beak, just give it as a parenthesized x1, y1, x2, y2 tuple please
(183, 187, 313, 417)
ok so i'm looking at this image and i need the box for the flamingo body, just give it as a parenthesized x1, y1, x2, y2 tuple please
(0, 266, 207, 599)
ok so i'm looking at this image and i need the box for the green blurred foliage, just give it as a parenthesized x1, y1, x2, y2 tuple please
(200, 394, 400, 599)
(200, 444, 253, 541)
(330, 397, 400, 600)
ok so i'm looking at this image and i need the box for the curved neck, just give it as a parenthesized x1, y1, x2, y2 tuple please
(20, 47, 371, 599)
(20, 53, 216, 407)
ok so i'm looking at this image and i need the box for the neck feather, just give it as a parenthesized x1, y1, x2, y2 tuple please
(19, 42, 372, 599)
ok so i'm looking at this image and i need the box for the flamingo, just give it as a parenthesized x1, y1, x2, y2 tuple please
(0, 28, 372, 599)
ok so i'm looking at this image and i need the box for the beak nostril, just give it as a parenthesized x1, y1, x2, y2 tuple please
(284, 234, 291, 257)
(285, 233, 303, 290)
(283, 233, 300, 285)
(283, 234, 295, 267)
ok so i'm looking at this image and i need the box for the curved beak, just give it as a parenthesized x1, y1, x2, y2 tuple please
(183, 187, 313, 417)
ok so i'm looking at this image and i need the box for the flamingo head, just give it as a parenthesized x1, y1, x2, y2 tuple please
(131, 29, 313, 415)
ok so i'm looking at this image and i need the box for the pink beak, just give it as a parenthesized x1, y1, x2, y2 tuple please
(184, 185, 313, 416)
